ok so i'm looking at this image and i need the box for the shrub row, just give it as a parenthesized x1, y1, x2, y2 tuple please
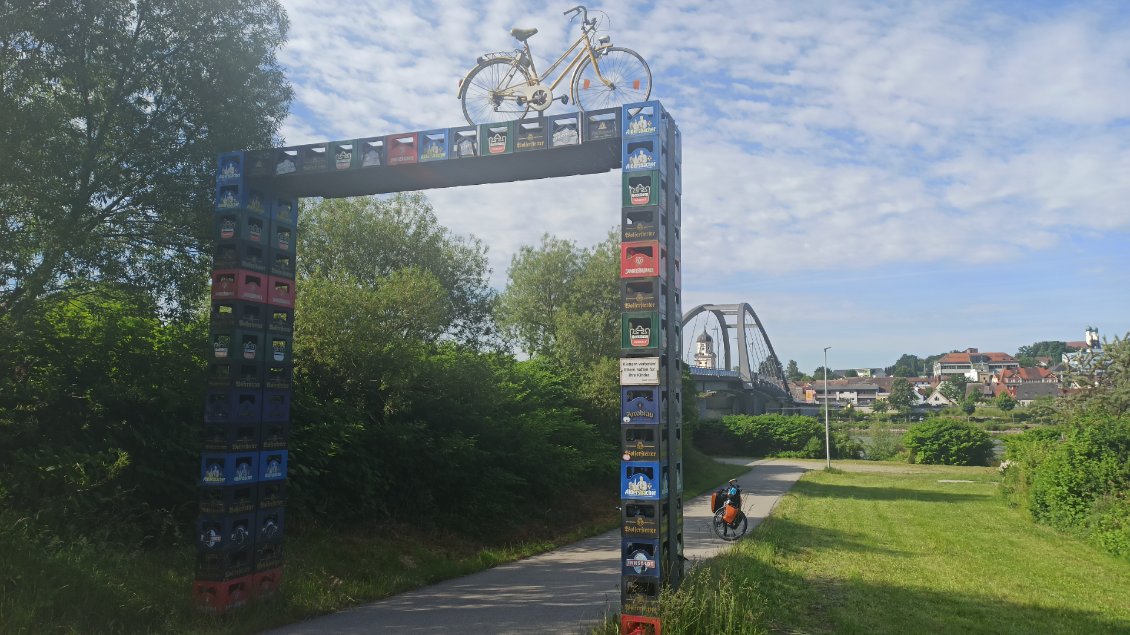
(694, 414, 861, 459)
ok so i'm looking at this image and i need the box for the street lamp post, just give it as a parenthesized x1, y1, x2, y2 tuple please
(823, 346, 831, 468)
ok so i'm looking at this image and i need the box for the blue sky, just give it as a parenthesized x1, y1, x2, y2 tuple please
(276, 0, 1130, 374)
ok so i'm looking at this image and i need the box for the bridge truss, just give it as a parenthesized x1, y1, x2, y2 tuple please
(682, 303, 791, 401)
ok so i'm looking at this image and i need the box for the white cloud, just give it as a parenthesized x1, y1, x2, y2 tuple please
(275, 0, 1130, 370)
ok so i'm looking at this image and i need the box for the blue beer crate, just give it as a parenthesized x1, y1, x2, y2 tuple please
(264, 361, 292, 390)
(215, 181, 247, 212)
(620, 387, 662, 425)
(245, 150, 273, 177)
(622, 135, 667, 173)
(254, 539, 284, 572)
(196, 513, 255, 580)
(621, 539, 661, 579)
(258, 450, 288, 482)
(216, 152, 244, 183)
(203, 389, 262, 424)
(272, 197, 298, 224)
(622, 101, 667, 137)
(418, 129, 450, 162)
(621, 461, 663, 500)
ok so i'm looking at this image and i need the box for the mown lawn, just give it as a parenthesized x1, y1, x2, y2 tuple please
(616, 462, 1130, 635)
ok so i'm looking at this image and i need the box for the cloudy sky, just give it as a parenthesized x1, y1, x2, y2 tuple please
(276, 0, 1130, 374)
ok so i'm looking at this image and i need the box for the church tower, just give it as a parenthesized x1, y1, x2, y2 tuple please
(694, 331, 717, 369)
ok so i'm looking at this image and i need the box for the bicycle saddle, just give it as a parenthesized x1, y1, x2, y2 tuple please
(510, 27, 538, 41)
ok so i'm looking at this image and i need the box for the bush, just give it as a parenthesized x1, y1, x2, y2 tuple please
(903, 418, 994, 466)
(695, 414, 859, 459)
(864, 423, 905, 461)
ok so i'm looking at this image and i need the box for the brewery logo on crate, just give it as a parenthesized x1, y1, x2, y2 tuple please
(233, 457, 255, 482)
(335, 146, 353, 170)
(420, 138, 447, 161)
(626, 113, 657, 136)
(628, 318, 652, 348)
(487, 131, 508, 154)
(628, 181, 651, 206)
(624, 545, 658, 575)
(626, 145, 657, 170)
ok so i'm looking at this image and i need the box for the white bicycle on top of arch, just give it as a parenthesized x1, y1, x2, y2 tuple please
(457, 5, 652, 126)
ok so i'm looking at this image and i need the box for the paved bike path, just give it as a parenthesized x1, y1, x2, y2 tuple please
(265, 459, 811, 635)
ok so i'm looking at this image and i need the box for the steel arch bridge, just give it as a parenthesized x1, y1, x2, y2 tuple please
(681, 303, 793, 416)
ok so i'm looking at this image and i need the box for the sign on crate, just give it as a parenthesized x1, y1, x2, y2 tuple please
(620, 357, 660, 385)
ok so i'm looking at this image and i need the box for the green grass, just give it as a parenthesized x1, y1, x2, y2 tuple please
(0, 449, 748, 633)
(604, 462, 1130, 635)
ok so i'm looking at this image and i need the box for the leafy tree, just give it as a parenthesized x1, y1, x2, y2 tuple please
(786, 359, 804, 381)
(887, 353, 923, 377)
(872, 398, 890, 414)
(812, 366, 833, 380)
(843, 369, 859, 377)
(904, 418, 994, 466)
(961, 394, 978, 417)
(757, 355, 784, 381)
(1018, 341, 1074, 361)
(888, 378, 915, 415)
(298, 194, 495, 347)
(1062, 334, 1130, 417)
(496, 231, 620, 365)
(940, 375, 969, 403)
(0, 0, 292, 323)
(996, 391, 1017, 412)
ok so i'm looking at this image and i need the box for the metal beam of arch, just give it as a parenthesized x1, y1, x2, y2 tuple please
(682, 303, 790, 396)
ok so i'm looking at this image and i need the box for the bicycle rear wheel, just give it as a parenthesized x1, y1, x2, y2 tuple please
(571, 47, 651, 113)
(460, 58, 533, 125)
(712, 507, 748, 541)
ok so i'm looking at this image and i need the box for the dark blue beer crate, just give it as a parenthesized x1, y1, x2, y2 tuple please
(357, 136, 385, 167)
(621, 425, 661, 462)
(255, 508, 285, 546)
(620, 278, 665, 314)
(583, 108, 620, 141)
(206, 360, 264, 390)
(621, 575, 660, 617)
(254, 539, 285, 573)
(448, 125, 478, 158)
(621, 387, 661, 424)
(198, 483, 257, 515)
(200, 451, 259, 487)
(548, 112, 581, 147)
(273, 147, 300, 176)
(196, 515, 255, 581)
(514, 118, 547, 152)
(622, 135, 667, 173)
(621, 500, 670, 540)
(215, 181, 247, 212)
(259, 421, 290, 451)
(211, 300, 266, 332)
(202, 421, 260, 453)
(264, 361, 292, 390)
(272, 197, 298, 224)
(621, 539, 661, 578)
(261, 390, 290, 423)
(257, 480, 287, 510)
(418, 129, 450, 162)
(213, 241, 267, 273)
(298, 143, 330, 173)
(245, 151, 274, 177)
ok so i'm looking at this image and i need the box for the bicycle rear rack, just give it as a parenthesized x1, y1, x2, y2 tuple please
(476, 49, 523, 65)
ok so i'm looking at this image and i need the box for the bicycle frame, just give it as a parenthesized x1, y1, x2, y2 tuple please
(521, 22, 614, 94)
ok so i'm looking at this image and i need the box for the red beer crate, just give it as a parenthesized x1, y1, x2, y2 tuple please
(193, 576, 252, 614)
(386, 133, 418, 165)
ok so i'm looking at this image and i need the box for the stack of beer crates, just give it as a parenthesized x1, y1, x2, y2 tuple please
(194, 152, 291, 613)
(618, 101, 683, 635)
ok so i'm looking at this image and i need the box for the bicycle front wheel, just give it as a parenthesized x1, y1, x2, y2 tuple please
(712, 508, 748, 542)
(571, 47, 651, 112)
(460, 58, 533, 125)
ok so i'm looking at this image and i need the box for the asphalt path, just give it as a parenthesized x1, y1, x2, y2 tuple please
(264, 459, 812, 635)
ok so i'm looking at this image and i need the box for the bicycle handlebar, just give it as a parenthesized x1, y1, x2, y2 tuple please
(563, 5, 590, 25)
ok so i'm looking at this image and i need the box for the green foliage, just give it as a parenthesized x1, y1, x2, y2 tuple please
(995, 391, 1017, 412)
(1027, 414, 1130, 537)
(863, 423, 906, 461)
(940, 375, 969, 404)
(0, 0, 292, 322)
(903, 418, 994, 466)
(0, 289, 204, 542)
(886, 353, 922, 377)
(888, 378, 915, 414)
(297, 195, 496, 346)
(1018, 340, 1075, 361)
(1063, 334, 1130, 417)
(495, 231, 619, 364)
(695, 414, 859, 459)
(785, 359, 804, 381)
